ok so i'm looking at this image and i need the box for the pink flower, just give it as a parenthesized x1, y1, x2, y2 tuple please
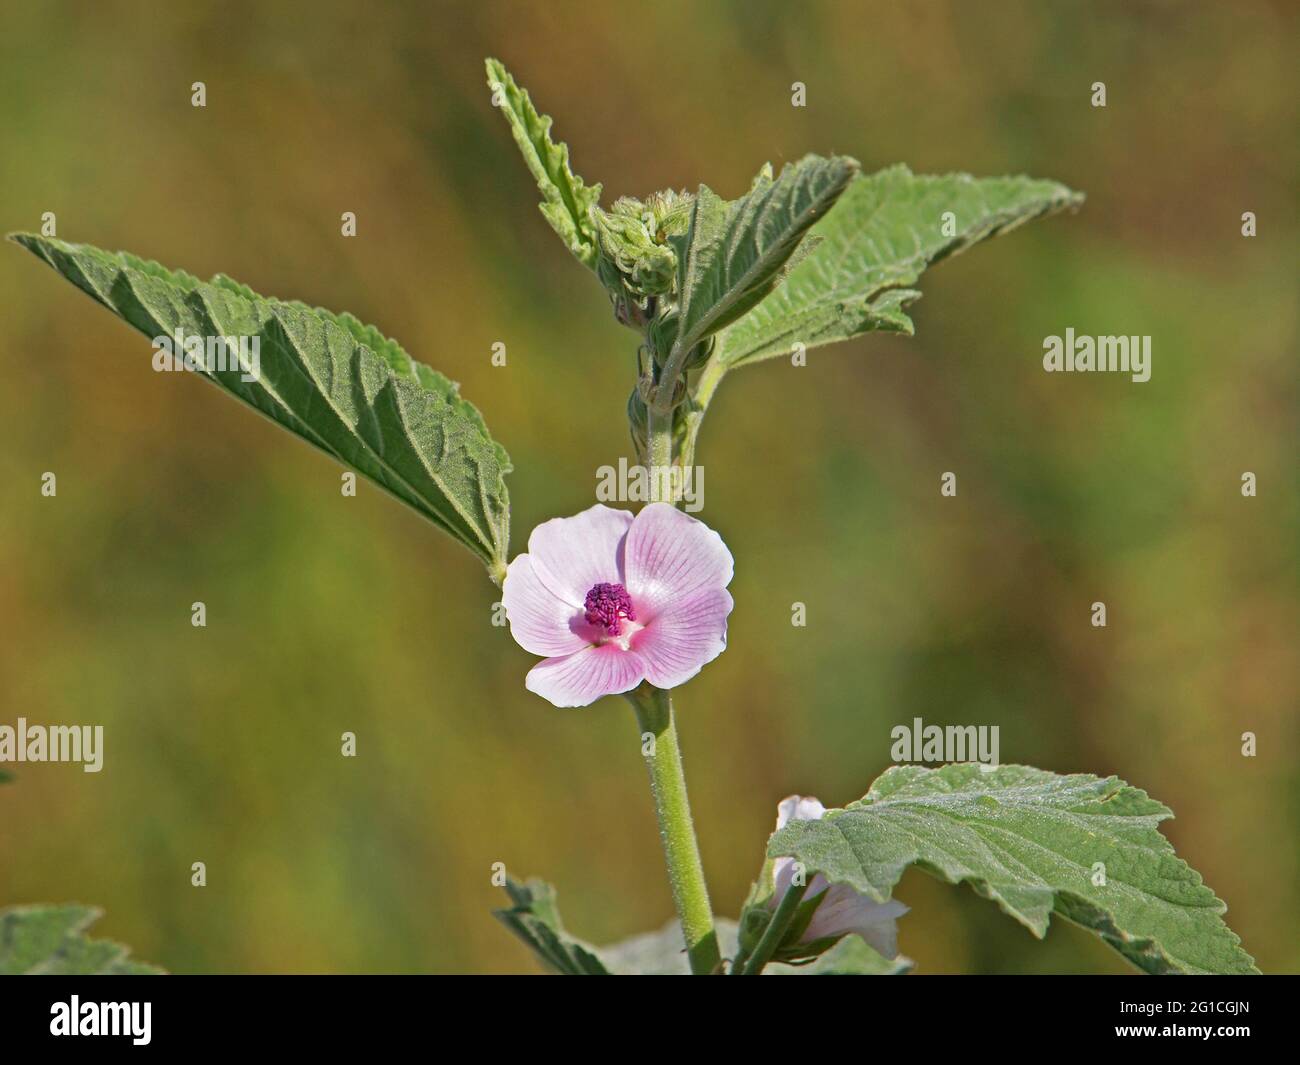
(502, 503, 735, 707)
(772, 796, 909, 958)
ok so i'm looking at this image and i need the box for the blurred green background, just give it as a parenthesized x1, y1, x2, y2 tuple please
(1, 1, 1295, 974)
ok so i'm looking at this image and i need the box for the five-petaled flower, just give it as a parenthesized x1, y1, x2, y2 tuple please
(772, 796, 909, 958)
(502, 503, 734, 707)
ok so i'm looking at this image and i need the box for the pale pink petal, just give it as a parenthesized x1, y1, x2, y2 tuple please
(805, 889, 908, 957)
(774, 860, 829, 900)
(524, 643, 646, 708)
(502, 554, 589, 657)
(774, 798, 830, 898)
(630, 588, 733, 689)
(624, 503, 734, 618)
(775, 795, 827, 831)
(526, 504, 634, 607)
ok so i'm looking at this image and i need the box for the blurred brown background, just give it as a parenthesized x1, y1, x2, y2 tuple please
(0, 0, 1295, 973)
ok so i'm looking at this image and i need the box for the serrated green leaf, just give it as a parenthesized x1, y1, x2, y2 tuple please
(493, 877, 609, 975)
(768, 764, 1257, 975)
(0, 905, 163, 974)
(718, 165, 1083, 367)
(667, 155, 858, 381)
(599, 918, 911, 975)
(13, 234, 511, 578)
(486, 58, 603, 271)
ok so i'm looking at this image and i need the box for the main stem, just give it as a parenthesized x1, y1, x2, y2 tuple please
(646, 403, 673, 501)
(627, 684, 721, 974)
(632, 377, 719, 972)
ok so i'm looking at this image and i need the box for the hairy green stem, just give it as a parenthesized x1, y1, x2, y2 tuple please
(626, 684, 721, 975)
(646, 402, 673, 502)
(737, 880, 807, 975)
(628, 350, 720, 973)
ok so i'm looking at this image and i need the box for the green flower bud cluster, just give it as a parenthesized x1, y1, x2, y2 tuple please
(593, 189, 693, 303)
(593, 188, 709, 447)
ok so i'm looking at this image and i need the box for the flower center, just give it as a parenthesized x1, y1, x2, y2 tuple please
(583, 582, 636, 636)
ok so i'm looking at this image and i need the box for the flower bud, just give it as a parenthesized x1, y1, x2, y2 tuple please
(592, 189, 694, 302)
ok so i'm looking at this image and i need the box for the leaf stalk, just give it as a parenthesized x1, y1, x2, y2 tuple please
(736, 880, 807, 975)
